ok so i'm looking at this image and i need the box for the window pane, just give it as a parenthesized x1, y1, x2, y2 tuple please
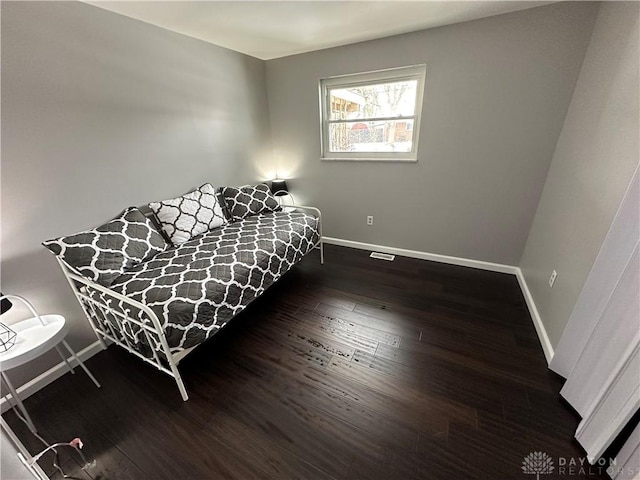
(329, 80, 417, 121)
(329, 120, 415, 153)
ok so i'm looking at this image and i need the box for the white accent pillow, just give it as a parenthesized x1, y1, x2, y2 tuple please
(149, 183, 227, 245)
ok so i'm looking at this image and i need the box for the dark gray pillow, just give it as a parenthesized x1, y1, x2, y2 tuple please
(221, 183, 280, 221)
(43, 207, 168, 287)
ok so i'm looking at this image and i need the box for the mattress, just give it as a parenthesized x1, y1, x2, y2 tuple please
(86, 210, 319, 355)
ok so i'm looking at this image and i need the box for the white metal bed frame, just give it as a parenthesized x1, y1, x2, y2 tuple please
(56, 206, 323, 401)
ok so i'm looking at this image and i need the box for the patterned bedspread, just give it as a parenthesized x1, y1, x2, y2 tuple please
(87, 211, 319, 354)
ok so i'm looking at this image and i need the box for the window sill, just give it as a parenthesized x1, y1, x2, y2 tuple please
(321, 157, 418, 163)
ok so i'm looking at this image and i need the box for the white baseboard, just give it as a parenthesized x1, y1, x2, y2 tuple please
(323, 236, 519, 274)
(0, 340, 103, 414)
(323, 236, 554, 364)
(515, 269, 555, 364)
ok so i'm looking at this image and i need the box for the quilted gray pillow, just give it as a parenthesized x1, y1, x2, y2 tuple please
(148, 183, 227, 245)
(43, 207, 168, 287)
(221, 183, 280, 222)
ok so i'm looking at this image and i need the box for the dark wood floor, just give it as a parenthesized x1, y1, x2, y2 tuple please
(4, 244, 607, 479)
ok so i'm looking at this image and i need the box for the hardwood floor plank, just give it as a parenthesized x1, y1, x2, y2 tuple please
(266, 310, 380, 355)
(327, 355, 477, 427)
(259, 362, 420, 450)
(385, 442, 477, 480)
(299, 365, 451, 434)
(447, 421, 530, 480)
(215, 377, 386, 478)
(294, 308, 401, 348)
(201, 411, 339, 480)
(375, 342, 554, 392)
(314, 302, 422, 339)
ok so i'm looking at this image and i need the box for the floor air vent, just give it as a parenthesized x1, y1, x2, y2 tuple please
(370, 252, 395, 261)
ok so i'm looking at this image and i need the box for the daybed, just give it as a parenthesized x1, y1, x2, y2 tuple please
(43, 183, 322, 400)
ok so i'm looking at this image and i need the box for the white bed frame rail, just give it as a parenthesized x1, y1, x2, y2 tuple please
(55, 206, 323, 402)
(57, 257, 190, 400)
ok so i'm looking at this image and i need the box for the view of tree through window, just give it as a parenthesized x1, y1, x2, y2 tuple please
(329, 81, 417, 153)
(320, 65, 426, 161)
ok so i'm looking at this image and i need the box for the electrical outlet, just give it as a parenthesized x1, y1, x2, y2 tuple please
(367, 216, 374, 226)
(549, 270, 558, 288)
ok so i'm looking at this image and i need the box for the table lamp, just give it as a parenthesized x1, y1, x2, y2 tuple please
(270, 179, 288, 197)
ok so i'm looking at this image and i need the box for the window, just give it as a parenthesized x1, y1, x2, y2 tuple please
(320, 65, 426, 162)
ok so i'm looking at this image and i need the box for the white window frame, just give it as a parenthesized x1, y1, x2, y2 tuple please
(319, 65, 426, 162)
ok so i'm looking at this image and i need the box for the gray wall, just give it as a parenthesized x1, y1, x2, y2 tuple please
(1, 1, 271, 385)
(520, 2, 640, 348)
(265, 2, 598, 266)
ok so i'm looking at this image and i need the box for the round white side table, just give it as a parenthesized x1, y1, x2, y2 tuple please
(0, 314, 100, 433)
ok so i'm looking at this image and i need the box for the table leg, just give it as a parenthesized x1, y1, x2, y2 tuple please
(60, 340, 100, 388)
(55, 345, 75, 374)
(1, 371, 36, 433)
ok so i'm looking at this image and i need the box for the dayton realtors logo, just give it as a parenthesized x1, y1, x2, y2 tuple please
(522, 452, 554, 479)
(521, 452, 633, 478)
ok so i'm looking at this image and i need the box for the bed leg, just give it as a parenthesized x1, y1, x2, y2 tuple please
(168, 361, 189, 401)
(176, 376, 189, 401)
(96, 334, 108, 350)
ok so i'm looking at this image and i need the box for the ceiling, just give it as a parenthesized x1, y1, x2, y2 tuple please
(85, 1, 555, 60)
